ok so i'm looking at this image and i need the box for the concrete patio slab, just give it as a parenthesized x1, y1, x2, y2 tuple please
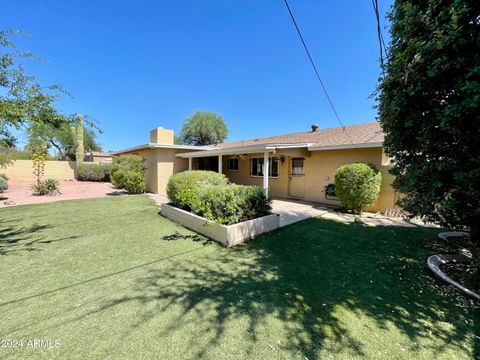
(271, 198, 330, 227)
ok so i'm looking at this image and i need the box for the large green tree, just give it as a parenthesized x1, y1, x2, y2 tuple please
(180, 111, 228, 146)
(27, 119, 101, 161)
(0, 30, 94, 166)
(378, 1, 480, 284)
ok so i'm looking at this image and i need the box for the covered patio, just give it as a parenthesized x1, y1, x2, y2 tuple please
(176, 142, 313, 196)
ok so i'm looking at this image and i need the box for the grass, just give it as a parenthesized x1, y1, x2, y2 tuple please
(0, 195, 479, 359)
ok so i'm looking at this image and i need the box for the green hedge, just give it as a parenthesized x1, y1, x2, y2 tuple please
(166, 170, 271, 225)
(77, 163, 111, 182)
(193, 184, 271, 225)
(111, 155, 146, 194)
(334, 163, 382, 213)
(166, 170, 229, 210)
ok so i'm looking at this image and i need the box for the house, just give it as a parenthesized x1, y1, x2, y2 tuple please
(84, 151, 114, 164)
(115, 122, 397, 212)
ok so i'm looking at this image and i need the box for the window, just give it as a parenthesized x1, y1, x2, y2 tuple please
(291, 158, 305, 176)
(250, 157, 279, 177)
(228, 158, 239, 171)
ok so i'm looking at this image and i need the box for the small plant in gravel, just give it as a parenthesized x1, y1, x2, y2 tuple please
(31, 148, 60, 196)
(31, 178, 60, 196)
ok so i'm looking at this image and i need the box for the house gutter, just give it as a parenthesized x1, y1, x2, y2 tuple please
(308, 142, 383, 151)
(113, 143, 214, 155)
(175, 143, 314, 158)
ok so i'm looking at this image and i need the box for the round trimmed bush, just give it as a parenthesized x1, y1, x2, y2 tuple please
(0, 177, 8, 193)
(111, 155, 146, 193)
(166, 170, 229, 210)
(334, 163, 382, 213)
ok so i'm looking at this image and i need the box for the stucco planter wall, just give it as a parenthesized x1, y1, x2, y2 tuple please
(161, 203, 280, 247)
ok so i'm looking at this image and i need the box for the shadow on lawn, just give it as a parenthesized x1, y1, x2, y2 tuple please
(0, 219, 79, 255)
(79, 218, 479, 359)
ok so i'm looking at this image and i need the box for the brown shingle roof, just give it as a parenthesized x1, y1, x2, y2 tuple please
(213, 122, 383, 149)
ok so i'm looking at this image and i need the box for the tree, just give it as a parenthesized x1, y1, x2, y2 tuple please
(27, 117, 101, 161)
(0, 30, 96, 166)
(377, 1, 480, 285)
(180, 111, 228, 146)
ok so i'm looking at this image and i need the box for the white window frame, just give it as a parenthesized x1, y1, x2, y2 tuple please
(228, 157, 239, 172)
(250, 156, 279, 178)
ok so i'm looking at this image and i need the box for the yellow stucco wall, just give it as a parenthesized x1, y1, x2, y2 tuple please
(118, 146, 397, 212)
(2, 160, 76, 180)
(150, 128, 174, 145)
(224, 148, 397, 213)
(118, 148, 189, 194)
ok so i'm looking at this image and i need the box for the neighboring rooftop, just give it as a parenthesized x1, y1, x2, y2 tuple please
(85, 151, 114, 157)
(213, 122, 384, 149)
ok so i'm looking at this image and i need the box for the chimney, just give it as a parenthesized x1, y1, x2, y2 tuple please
(150, 127, 174, 144)
(311, 124, 319, 132)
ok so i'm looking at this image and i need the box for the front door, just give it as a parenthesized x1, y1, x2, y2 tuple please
(288, 158, 305, 198)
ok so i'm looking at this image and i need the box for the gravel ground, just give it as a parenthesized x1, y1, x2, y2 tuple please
(0, 180, 127, 207)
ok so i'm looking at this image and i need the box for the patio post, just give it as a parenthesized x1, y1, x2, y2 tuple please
(263, 150, 269, 194)
(188, 157, 192, 171)
(218, 155, 223, 174)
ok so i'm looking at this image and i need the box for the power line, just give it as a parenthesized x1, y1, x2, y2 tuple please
(371, 0, 388, 70)
(282, 0, 353, 143)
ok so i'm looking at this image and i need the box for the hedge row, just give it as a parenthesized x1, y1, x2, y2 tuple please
(77, 163, 112, 182)
(166, 170, 271, 225)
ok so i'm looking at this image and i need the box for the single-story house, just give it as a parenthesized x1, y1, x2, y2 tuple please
(115, 122, 397, 212)
(84, 151, 114, 164)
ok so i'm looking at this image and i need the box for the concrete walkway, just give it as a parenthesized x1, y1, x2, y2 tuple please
(271, 198, 422, 228)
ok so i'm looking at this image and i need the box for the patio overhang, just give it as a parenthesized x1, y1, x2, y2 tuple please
(176, 143, 314, 195)
(175, 142, 315, 158)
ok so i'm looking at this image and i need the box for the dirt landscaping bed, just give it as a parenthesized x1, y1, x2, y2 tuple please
(0, 180, 127, 207)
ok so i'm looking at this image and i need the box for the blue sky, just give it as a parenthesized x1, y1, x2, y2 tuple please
(3, 0, 392, 151)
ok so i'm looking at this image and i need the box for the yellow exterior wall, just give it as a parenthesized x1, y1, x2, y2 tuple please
(224, 148, 397, 213)
(157, 149, 189, 194)
(150, 128, 174, 144)
(118, 148, 189, 194)
(119, 145, 397, 212)
(2, 160, 76, 180)
(224, 154, 289, 198)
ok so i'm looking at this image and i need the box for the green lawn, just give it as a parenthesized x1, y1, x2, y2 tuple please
(0, 196, 478, 359)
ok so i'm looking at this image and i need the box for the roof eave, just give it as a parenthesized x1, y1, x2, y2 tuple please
(113, 143, 213, 155)
(308, 142, 383, 151)
(176, 143, 315, 158)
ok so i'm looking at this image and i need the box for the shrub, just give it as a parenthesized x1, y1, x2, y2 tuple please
(166, 170, 229, 210)
(192, 184, 271, 225)
(0, 173, 9, 181)
(77, 163, 111, 182)
(31, 178, 60, 196)
(334, 163, 382, 214)
(110, 155, 146, 193)
(0, 177, 7, 193)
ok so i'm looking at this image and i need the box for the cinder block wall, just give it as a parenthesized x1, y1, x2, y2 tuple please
(2, 160, 76, 180)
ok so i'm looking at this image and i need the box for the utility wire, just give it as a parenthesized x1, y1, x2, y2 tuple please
(372, 0, 388, 70)
(282, 0, 353, 143)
